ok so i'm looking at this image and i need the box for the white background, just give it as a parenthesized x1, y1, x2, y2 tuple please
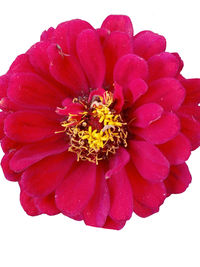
(0, 0, 200, 266)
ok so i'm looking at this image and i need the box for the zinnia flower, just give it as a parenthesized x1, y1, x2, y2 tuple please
(0, 15, 200, 230)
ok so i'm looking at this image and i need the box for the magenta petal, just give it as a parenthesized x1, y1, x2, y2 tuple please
(20, 152, 75, 197)
(133, 112, 180, 144)
(8, 54, 35, 74)
(101, 15, 134, 37)
(48, 44, 88, 96)
(1, 151, 21, 181)
(9, 135, 68, 172)
(164, 163, 192, 195)
(114, 54, 148, 87)
(105, 147, 130, 179)
(127, 164, 166, 210)
(129, 140, 169, 182)
(4, 111, 60, 143)
(40, 27, 55, 42)
(137, 78, 185, 111)
(103, 217, 126, 230)
(113, 82, 124, 113)
(182, 79, 200, 104)
(133, 31, 166, 60)
(53, 19, 93, 56)
(128, 78, 148, 103)
(20, 191, 41, 216)
(131, 103, 164, 128)
(28, 41, 51, 76)
(108, 168, 133, 221)
(55, 162, 96, 217)
(77, 29, 105, 88)
(180, 114, 200, 150)
(83, 165, 110, 227)
(7, 73, 65, 110)
(148, 52, 180, 81)
(35, 193, 60, 215)
(158, 133, 191, 165)
(132, 199, 158, 218)
(103, 32, 133, 85)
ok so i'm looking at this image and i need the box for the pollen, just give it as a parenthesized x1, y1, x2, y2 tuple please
(57, 91, 128, 164)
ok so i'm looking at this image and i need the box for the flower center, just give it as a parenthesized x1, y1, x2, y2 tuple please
(58, 91, 127, 164)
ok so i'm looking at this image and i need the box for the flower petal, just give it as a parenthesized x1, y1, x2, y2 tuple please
(148, 52, 180, 81)
(83, 165, 110, 227)
(55, 161, 96, 217)
(158, 133, 191, 165)
(103, 31, 133, 85)
(101, 15, 134, 37)
(133, 112, 180, 144)
(129, 140, 169, 182)
(1, 151, 21, 181)
(53, 19, 93, 56)
(7, 73, 65, 110)
(103, 217, 126, 230)
(20, 152, 75, 197)
(108, 168, 133, 221)
(20, 191, 41, 216)
(35, 193, 60, 215)
(164, 163, 192, 195)
(9, 134, 68, 172)
(179, 114, 200, 150)
(113, 82, 124, 113)
(128, 78, 148, 103)
(181, 79, 200, 104)
(114, 54, 148, 87)
(133, 31, 166, 60)
(8, 54, 35, 74)
(105, 147, 130, 179)
(4, 111, 60, 143)
(48, 44, 88, 96)
(131, 103, 164, 128)
(132, 199, 159, 218)
(137, 78, 185, 111)
(127, 163, 166, 210)
(76, 29, 105, 88)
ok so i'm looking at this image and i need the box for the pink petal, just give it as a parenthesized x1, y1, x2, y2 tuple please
(88, 88, 106, 103)
(133, 31, 166, 60)
(35, 193, 60, 215)
(128, 78, 148, 103)
(103, 31, 133, 85)
(114, 54, 148, 87)
(129, 140, 169, 182)
(158, 133, 191, 165)
(27, 41, 51, 77)
(40, 27, 55, 42)
(48, 44, 88, 96)
(7, 72, 65, 110)
(9, 134, 68, 172)
(164, 163, 192, 195)
(132, 199, 159, 218)
(76, 29, 105, 88)
(127, 163, 166, 210)
(4, 111, 60, 143)
(53, 19, 93, 56)
(0, 111, 7, 139)
(20, 191, 41, 216)
(113, 82, 124, 113)
(8, 54, 35, 74)
(55, 161, 96, 217)
(83, 165, 110, 227)
(108, 168, 133, 221)
(137, 78, 185, 111)
(133, 112, 180, 144)
(105, 147, 130, 179)
(181, 79, 200, 104)
(1, 151, 21, 181)
(103, 217, 126, 230)
(148, 52, 180, 81)
(179, 114, 200, 150)
(131, 103, 164, 128)
(101, 15, 134, 37)
(1, 136, 21, 153)
(20, 152, 75, 197)
(0, 75, 9, 98)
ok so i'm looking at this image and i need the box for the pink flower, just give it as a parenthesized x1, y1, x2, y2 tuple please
(0, 15, 200, 230)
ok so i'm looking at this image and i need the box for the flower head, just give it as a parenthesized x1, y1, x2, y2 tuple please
(0, 15, 200, 230)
